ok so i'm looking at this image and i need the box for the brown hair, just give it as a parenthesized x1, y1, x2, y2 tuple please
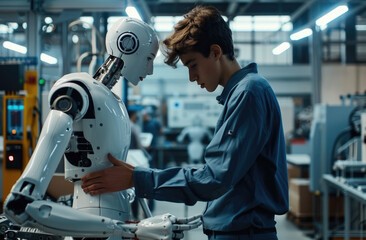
(162, 5, 235, 68)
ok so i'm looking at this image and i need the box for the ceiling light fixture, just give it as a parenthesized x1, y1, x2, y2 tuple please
(290, 28, 313, 41)
(272, 42, 291, 55)
(2, 41, 57, 64)
(3, 41, 27, 54)
(40, 53, 58, 64)
(316, 5, 349, 27)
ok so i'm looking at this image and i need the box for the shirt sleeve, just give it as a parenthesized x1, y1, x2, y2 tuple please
(134, 90, 270, 205)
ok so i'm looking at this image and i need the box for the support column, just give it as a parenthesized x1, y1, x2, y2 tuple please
(310, 26, 322, 105)
(26, 7, 42, 132)
(309, 2, 322, 105)
(344, 14, 357, 63)
(26, 10, 41, 73)
(61, 22, 71, 75)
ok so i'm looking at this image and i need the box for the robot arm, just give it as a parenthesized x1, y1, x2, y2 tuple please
(4, 81, 89, 225)
(19, 200, 201, 240)
(177, 128, 188, 143)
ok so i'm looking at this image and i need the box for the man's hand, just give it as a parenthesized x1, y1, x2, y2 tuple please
(81, 154, 135, 195)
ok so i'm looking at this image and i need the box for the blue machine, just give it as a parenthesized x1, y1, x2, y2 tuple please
(309, 104, 354, 192)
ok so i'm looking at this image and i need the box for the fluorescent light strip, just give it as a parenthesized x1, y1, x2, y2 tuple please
(290, 28, 313, 41)
(40, 53, 58, 64)
(356, 25, 366, 31)
(126, 6, 142, 21)
(316, 5, 349, 27)
(2, 41, 57, 64)
(272, 42, 291, 55)
(3, 41, 27, 54)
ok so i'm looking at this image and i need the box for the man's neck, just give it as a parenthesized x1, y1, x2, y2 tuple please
(219, 58, 241, 87)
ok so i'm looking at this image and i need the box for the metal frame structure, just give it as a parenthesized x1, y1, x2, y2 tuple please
(323, 174, 366, 240)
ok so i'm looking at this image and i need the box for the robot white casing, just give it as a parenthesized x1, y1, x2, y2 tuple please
(50, 72, 131, 219)
(4, 16, 154, 232)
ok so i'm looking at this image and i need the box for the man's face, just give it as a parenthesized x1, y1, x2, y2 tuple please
(180, 50, 220, 92)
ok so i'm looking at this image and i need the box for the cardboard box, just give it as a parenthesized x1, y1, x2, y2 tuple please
(289, 178, 313, 217)
(287, 164, 301, 180)
(289, 178, 344, 218)
(46, 173, 74, 200)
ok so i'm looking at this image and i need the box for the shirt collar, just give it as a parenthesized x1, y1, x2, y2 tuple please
(216, 62, 258, 105)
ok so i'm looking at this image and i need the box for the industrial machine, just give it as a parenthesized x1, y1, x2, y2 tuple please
(309, 103, 354, 192)
(3, 18, 200, 240)
(318, 93, 366, 239)
(1, 65, 39, 203)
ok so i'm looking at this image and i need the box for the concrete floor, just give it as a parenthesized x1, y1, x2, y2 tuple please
(151, 200, 312, 240)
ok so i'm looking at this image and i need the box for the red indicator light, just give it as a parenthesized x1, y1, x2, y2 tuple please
(8, 155, 14, 162)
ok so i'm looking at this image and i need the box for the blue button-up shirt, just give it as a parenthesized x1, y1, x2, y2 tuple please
(134, 62, 289, 232)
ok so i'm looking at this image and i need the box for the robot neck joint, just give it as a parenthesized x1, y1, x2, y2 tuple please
(93, 56, 124, 89)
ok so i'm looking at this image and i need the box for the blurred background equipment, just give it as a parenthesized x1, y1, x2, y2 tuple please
(1, 64, 38, 202)
(177, 117, 213, 165)
(167, 97, 222, 129)
(318, 93, 366, 239)
(309, 103, 355, 193)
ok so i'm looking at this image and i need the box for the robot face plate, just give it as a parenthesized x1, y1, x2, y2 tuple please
(106, 17, 159, 86)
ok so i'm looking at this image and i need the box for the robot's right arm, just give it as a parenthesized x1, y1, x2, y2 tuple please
(177, 128, 188, 143)
(4, 81, 89, 225)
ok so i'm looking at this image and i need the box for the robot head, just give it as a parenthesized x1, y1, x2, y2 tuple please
(106, 17, 159, 85)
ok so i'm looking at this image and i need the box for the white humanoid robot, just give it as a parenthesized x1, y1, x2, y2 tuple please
(177, 117, 213, 165)
(4, 17, 200, 240)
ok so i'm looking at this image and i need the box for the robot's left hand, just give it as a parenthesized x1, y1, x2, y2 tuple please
(134, 213, 202, 240)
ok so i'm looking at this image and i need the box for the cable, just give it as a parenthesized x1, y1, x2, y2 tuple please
(68, 20, 106, 75)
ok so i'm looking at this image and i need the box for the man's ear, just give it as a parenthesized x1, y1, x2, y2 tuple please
(210, 44, 222, 60)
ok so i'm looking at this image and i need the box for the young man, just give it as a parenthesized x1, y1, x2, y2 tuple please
(81, 5, 289, 239)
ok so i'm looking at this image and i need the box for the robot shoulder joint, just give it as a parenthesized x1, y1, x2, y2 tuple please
(48, 82, 89, 121)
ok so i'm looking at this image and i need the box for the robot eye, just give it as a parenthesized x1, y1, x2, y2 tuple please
(117, 32, 139, 55)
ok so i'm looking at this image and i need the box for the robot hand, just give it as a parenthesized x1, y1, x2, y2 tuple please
(5, 199, 201, 240)
(134, 214, 202, 240)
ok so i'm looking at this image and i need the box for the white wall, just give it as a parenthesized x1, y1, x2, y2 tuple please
(321, 64, 366, 104)
(277, 97, 295, 137)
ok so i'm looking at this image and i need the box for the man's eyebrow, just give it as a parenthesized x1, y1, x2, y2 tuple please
(183, 59, 194, 66)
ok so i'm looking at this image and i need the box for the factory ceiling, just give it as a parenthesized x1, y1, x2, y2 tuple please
(1, 0, 366, 23)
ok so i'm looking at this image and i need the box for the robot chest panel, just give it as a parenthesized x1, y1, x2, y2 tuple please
(88, 96, 129, 138)
(69, 88, 131, 162)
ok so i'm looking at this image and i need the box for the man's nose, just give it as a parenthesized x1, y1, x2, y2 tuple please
(189, 72, 195, 82)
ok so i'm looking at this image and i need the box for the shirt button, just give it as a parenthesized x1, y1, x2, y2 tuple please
(228, 130, 233, 135)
